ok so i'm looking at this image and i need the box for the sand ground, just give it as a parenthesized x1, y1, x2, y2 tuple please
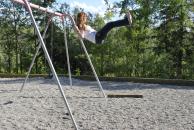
(0, 77, 194, 130)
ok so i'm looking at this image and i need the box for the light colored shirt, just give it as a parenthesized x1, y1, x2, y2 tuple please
(80, 25, 97, 43)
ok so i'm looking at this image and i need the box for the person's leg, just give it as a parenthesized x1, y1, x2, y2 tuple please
(95, 18, 128, 44)
(100, 18, 129, 35)
(95, 12, 132, 44)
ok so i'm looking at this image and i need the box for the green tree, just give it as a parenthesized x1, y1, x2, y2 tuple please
(156, 0, 194, 78)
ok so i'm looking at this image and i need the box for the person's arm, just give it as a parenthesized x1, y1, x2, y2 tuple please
(73, 25, 83, 39)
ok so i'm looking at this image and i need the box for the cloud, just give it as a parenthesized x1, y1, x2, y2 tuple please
(70, 1, 106, 16)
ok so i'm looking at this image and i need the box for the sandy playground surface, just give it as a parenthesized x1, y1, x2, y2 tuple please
(0, 77, 194, 130)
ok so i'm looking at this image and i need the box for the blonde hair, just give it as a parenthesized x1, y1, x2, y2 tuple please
(77, 12, 87, 31)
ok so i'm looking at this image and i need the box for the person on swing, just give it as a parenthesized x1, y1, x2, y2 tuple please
(75, 11, 132, 44)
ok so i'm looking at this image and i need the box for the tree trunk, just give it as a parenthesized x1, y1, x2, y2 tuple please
(13, 3, 19, 74)
(100, 52, 104, 76)
(34, 28, 38, 74)
(176, 49, 183, 79)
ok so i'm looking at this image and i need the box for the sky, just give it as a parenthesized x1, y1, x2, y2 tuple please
(56, 0, 120, 16)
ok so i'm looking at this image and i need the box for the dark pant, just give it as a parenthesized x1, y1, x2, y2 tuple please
(95, 17, 129, 44)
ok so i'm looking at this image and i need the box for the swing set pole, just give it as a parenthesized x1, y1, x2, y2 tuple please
(65, 15, 107, 98)
(13, 0, 79, 129)
(20, 16, 53, 92)
(62, 17, 73, 87)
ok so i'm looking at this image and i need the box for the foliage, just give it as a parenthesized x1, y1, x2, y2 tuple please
(0, 0, 194, 79)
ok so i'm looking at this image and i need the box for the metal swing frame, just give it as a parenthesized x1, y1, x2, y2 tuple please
(12, 0, 107, 130)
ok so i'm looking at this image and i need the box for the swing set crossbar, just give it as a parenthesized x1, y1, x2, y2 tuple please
(12, 0, 64, 17)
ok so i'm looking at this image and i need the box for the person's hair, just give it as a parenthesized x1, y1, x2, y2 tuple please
(77, 12, 87, 31)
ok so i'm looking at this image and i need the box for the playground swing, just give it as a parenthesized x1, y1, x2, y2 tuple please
(12, 0, 107, 130)
(15, 0, 106, 97)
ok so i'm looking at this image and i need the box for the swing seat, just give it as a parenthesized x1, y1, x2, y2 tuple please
(107, 94, 143, 98)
